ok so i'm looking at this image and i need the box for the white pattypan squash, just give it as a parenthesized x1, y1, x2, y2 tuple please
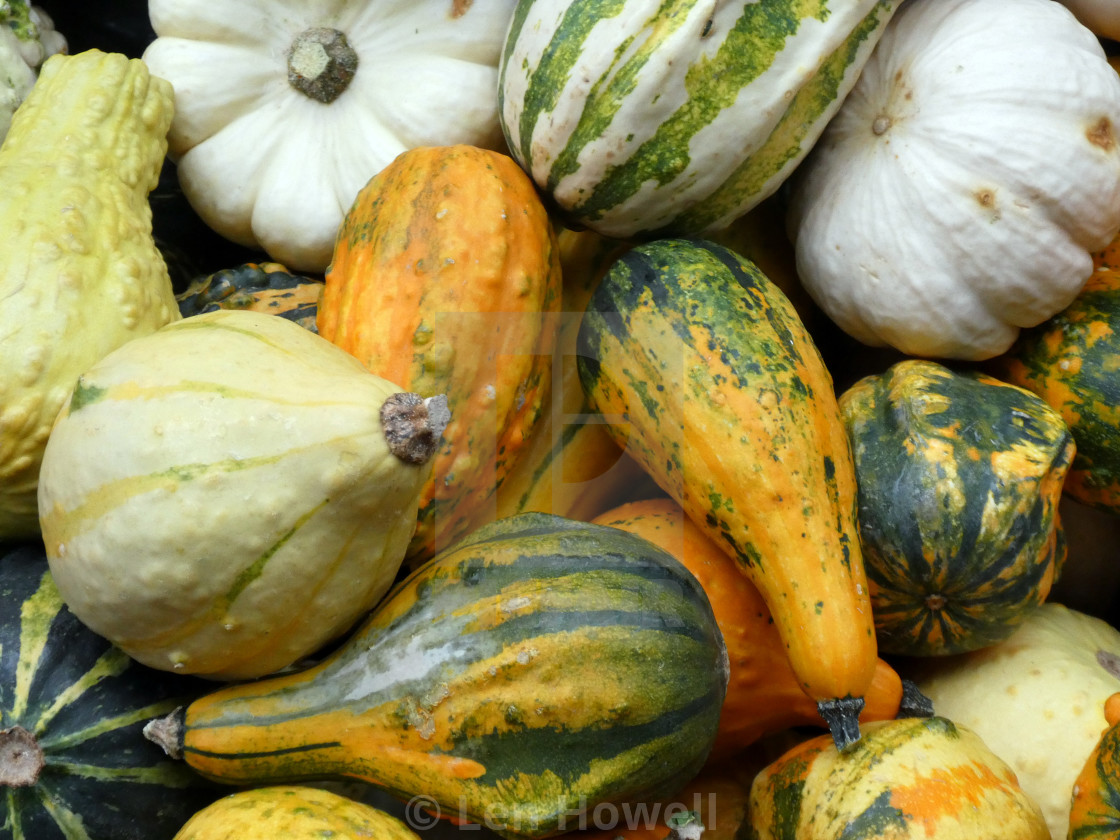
(787, 0, 1120, 361)
(0, 2, 66, 140)
(1057, 0, 1120, 42)
(142, 0, 517, 273)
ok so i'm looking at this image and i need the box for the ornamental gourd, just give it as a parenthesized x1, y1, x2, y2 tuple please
(591, 498, 929, 761)
(787, 0, 1120, 361)
(748, 717, 1050, 840)
(993, 235, 1120, 515)
(141, 0, 518, 272)
(1068, 712, 1120, 840)
(38, 309, 448, 681)
(143, 513, 730, 840)
(576, 238, 878, 751)
(176, 262, 323, 332)
(0, 1, 66, 140)
(0, 49, 179, 540)
(0, 542, 223, 840)
(838, 360, 1073, 656)
(499, 0, 901, 239)
(318, 145, 562, 562)
(173, 786, 422, 840)
(909, 603, 1120, 840)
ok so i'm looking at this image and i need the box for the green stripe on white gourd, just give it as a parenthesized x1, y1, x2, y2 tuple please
(0, 542, 221, 840)
(498, 0, 901, 238)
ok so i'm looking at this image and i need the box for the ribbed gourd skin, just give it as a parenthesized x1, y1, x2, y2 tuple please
(171, 513, 730, 840)
(0, 543, 219, 840)
(839, 359, 1074, 656)
(574, 238, 877, 715)
(499, 0, 901, 238)
(995, 239, 1120, 515)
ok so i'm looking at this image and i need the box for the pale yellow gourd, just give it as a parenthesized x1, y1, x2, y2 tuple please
(0, 49, 179, 540)
(38, 309, 447, 680)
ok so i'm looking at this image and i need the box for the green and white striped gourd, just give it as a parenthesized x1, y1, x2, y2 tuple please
(498, 0, 902, 239)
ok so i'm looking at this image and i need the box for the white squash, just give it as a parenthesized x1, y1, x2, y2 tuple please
(141, 0, 517, 273)
(787, 0, 1120, 361)
(38, 310, 449, 681)
(909, 603, 1120, 840)
(1057, 0, 1120, 42)
(0, 2, 66, 140)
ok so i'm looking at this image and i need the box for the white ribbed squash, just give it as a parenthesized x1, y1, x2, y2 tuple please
(788, 0, 1120, 361)
(38, 309, 447, 681)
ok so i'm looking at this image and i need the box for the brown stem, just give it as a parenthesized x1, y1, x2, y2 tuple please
(288, 27, 359, 104)
(142, 709, 185, 760)
(0, 726, 45, 787)
(381, 393, 450, 465)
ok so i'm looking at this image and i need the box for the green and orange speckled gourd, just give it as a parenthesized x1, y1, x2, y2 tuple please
(143, 513, 730, 840)
(317, 145, 562, 563)
(176, 262, 323, 331)
(994, 235, 1120, 515)
(838, 359, 1073, 656)
(1068, 711, 1120, 839)
(576, 237, 877, 751)
(747, 716, 1050, 839)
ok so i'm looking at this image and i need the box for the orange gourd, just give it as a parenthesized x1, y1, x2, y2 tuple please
(318, 145, 562, 561)
(591, 498, 917, 761)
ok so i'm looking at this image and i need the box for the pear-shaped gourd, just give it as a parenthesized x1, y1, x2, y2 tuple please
(38, 309, 448, 681)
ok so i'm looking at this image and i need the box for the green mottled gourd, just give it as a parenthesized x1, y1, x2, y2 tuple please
(0, 49, 179, 540)
(0, 542, 222, 840)
(143, 513, 730, 840)
(838, 359, 1074, 656)
(576, 237, 877, 752)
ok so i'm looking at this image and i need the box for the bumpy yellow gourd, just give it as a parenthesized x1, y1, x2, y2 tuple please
(0, 49, 179, 539)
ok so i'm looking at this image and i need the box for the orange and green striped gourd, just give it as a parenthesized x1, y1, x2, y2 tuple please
(143, 513, 729, 840)
(575, 237, 877, 751)
(747, 716, 1050, 839)
(838, 359, 1074, 656)
(994, 233, 1120, 515)
(1068, 700, 1120, 840)
(317, 145, 563, 562)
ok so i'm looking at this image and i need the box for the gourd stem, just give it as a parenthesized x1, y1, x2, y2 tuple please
(0, 726, 45, 787)
(288, 27, 359, 104)
(817, 696, 865, 753)
(897, 678, 935, 719)
(381, 393, 451, 465)
(142, 708, 185, 760)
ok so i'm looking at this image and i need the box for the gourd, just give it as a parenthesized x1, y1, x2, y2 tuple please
(0, 48, 179, 541)
(498, 0, 901, 239)
(1057, 0, 1120, 42)
(143, 513, 730, 840)
(173, 786, 422, 840)
(838, 359, 1074, 656)
(176, 262, 323, 332)
(908, 602, 1120, 840)
(747, 716, 1050, 840)
(1068, 714, 1120, 840)
(576, 238, 878, 751)
(0, 541, 223, 840)
(38, 309, 449, 681)
(493, 226, 652, 523)
(318, 144, 562, 562)
(787, 0, 1120, 361)
(0, 1, 65, 139)
(141, 0, 518, 272)
(994, 235, 1120, 515)
(591, 498, 929, 761)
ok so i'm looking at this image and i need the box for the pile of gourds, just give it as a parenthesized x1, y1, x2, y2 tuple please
(4, 1, 1120, 839)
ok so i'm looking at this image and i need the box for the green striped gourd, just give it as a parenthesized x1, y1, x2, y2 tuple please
(0, 542, 221, 840)
(38, 309, 448, 681)
(576, 238, 877, 751)
(838, 359, 1074, 656)
(142, 513, 730, 840)
(747, 717, 1050, 839)
(498, 0, 902, 239)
